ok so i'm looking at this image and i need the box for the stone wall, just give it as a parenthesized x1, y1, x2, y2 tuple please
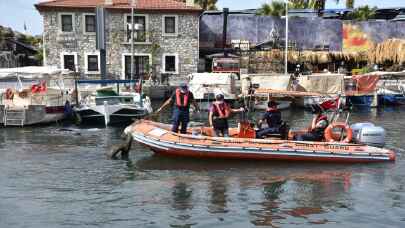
(42, 9, 199, 80)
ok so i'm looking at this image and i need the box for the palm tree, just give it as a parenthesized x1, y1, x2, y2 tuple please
(192, 0, 217, 10)
(349, 5, 376, 20)
(346, 0, 355, 8)
(257, 0, 349, 16)
(257, 1, 286, 16)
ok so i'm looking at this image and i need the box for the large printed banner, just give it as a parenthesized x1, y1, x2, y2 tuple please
(343, 21, 405, 52)
(200, 14, 405, 52)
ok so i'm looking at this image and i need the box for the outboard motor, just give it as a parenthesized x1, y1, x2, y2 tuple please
(351, 122, 386, 147)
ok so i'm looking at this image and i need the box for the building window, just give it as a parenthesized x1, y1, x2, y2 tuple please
(163, 54, 178, 73)
(86, 54, 99, 73)
(84, 14, 96, 33)
(163, 16, 177, 35)
(126, 15, 147, 42)
(61, 14, 74, 32)
(63, 55, 75, 71)
(123, 55, 150, 80)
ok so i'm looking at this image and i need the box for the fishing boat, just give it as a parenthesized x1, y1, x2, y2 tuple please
(73, 79, 152, 126)
(126, 120, 395, 163)
(0, 66, 73, 126)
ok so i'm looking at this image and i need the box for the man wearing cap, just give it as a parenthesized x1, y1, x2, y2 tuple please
(208, 93, 244, 137)
(156, 83, 199, 134)
(296, 106, 329, 141)
(256, 101, 283, 139)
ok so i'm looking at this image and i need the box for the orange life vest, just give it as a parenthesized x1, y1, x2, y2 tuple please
(175, 88, 189, 107)
(213, 102, 230, 118)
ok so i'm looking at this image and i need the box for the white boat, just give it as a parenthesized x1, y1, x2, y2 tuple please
(0, 66, 73, 126)
(73, 80, 152, 126)
(188, 73, 237, 110)
(241, 74, 292, 110)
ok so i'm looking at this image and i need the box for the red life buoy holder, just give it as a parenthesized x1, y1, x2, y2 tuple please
(324, 122, 353, 143)
(5, 88, 14, 100)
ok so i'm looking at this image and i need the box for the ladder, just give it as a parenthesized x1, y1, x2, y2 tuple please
(4, 108, 26, 127)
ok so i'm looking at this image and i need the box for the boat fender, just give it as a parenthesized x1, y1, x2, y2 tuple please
(5, 88, 14, 100)
(18, 91, 28, 99)
(324, 123, 353, 143)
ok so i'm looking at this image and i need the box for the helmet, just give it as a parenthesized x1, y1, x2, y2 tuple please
(215, 93, 224, 101)
(316, 119, 328, 129)
(180, 83, 188, 91)
(267, 100, 279, 108)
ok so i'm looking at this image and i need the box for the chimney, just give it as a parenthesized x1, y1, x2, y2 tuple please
(185, 0, 194, 7)
(105, 0, 113, 5)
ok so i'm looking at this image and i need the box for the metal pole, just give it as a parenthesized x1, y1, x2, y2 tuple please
(285, 1, 288, 75)
(130, 4, 135, 89)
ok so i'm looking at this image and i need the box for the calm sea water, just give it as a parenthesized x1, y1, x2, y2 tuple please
(1, 108, 405, 228)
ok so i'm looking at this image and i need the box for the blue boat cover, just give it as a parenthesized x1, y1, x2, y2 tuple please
(77, 79, 137, 84)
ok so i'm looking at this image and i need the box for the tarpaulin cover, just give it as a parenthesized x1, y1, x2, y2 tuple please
(250, 75, 291, 90)
(353, 74, 380, 94)
(297, 74, 344, 94)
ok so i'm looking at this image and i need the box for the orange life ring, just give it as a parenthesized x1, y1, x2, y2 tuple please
(5, 88, 14, 100)
(324, 122, 353, 143)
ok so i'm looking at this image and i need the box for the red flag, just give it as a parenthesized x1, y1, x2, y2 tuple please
(320, 97, 339, 111)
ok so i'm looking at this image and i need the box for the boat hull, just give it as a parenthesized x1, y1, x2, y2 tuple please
(1, 105, 66, 126)
(128, 121, 396, 163)
(75, 107, 147, 125)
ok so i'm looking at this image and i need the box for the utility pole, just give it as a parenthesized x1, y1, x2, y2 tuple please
(130, 0, 135, 88)
(285, 0, 289, 75)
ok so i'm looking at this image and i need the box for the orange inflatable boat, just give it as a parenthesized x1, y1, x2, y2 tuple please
(125, 120, 396, 163)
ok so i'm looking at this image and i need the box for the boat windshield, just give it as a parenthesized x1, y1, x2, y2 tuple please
(95, 96, 136, 106)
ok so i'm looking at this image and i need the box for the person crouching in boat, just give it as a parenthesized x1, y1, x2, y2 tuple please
(295, 106, 329, 142)
(156, 83, 200, 134)
(209, 93, 244, 137)
(256, 101, 282, 139)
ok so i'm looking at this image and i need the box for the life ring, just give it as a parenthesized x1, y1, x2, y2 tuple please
(18, 91, 28, 99)
(5, 88, 14, 100)
(324, 122, 353, 143)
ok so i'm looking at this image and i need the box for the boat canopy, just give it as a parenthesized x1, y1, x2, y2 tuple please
(0, 66, 70, 80)
(77, 79, 137, 84)
(188, 73, 235, 85)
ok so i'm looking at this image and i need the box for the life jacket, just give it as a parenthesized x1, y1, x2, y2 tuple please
(213, 102, 230, 118)
(175, 88, 189, 107)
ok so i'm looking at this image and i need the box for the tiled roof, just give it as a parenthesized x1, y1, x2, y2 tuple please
(35, 0, 202, 12)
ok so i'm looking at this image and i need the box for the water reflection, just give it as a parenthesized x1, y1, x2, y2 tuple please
(135, 155, 355, 226)
(208, 177, 228, 214)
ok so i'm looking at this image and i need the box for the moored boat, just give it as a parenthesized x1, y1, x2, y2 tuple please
(73, 79, 153, 126)
(126, 120, 395, 163)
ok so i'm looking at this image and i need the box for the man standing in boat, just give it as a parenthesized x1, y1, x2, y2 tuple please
(256, 101, 283, 139)
(209, 93, 244, 137)
(156, 83, 200, 134)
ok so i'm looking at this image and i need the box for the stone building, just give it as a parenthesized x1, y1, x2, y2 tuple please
(35, 0, 202, 80)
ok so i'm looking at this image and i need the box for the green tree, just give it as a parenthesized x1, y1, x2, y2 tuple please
(346, 0, 355, 8)
(349, 5, 376, 20)
(182, 0, 217, 10)
(257, 1, 286, 16)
